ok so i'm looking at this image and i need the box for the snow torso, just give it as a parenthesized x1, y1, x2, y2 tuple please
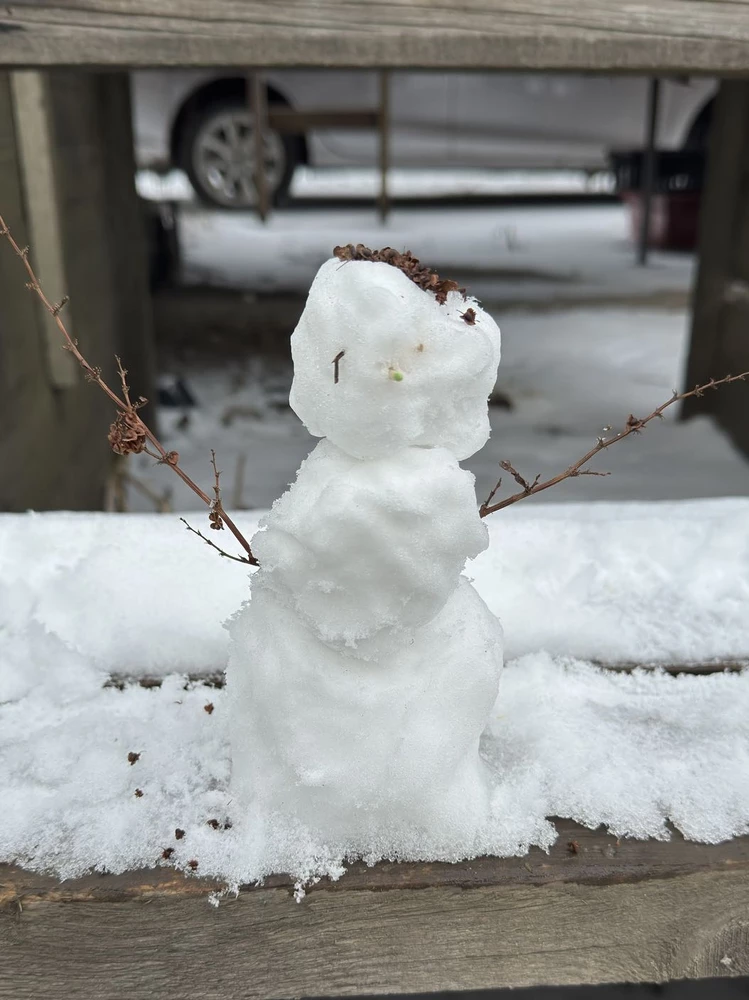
(227, 253, 504, 837)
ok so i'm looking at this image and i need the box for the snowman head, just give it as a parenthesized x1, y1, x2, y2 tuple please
(289, 252, 501, 461)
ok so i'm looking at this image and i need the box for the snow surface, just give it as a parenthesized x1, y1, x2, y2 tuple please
(136, 166, 616, 204)
(2, 639, 748, 887)
(177, 202, 692, 307)
(132, 307, 749, 512)
(2, 500, 748, 680)
(1, 499, 748, 885)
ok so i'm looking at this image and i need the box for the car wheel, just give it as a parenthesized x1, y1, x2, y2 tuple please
(178, 96, 299, 210)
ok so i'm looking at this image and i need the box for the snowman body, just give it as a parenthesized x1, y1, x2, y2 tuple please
(227, 257, 503, 840)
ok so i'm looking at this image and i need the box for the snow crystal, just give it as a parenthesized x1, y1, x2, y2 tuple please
(289, 258, 500, 461)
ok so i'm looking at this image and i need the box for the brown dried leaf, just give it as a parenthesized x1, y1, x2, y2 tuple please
(108, 409, 146, 456)
(333, 244, 465, 306)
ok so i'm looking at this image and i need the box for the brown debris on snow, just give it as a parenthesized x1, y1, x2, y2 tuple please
(333, 244, 465, 305)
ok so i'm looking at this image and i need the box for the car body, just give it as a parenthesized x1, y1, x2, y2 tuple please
(131, 70, 716, 207)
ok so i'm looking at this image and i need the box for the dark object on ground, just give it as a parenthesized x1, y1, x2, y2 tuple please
(141, 198, 180, 289)
(157, 374, 196, 408)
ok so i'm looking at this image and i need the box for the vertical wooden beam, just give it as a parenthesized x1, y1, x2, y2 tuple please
(249, 71, 270, 222)
(95, 73, 156, 422)
(637, 77, 660, 267)
(0, 70, 156, 510)
(378, 70, 390, 224)
(682, 80, 749, 456)
(9, 71, 78, 388)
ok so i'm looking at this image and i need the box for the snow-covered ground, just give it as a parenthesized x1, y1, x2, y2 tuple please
(176, 201, 692, 308)
(137, 165, 617, 204)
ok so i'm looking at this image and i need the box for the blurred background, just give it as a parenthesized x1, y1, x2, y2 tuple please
(4, 68, 749, 514)
(120, 69, 749, 517)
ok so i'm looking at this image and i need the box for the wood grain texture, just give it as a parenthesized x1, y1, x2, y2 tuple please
(4, 1, 749, 71)
(2, 821, 749, 998)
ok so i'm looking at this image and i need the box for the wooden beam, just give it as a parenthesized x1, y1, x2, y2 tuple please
(9, 71, 77, 388)
(683, 79, 749, 455)
(2, 820, 749, 998)
(6, 1, 749, 71)
(378, 70, 390, 223)
(249, 72, 270, 222)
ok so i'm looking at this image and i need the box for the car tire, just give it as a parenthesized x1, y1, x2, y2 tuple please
(177, 95, 301, 210)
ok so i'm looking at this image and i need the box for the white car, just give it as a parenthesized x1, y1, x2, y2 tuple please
(131, 70, 716, 210)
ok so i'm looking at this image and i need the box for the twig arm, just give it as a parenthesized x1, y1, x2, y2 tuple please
(480, 374, 749, 517)
(0, 212, 258, 566)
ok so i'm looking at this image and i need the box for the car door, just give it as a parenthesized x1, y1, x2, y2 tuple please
(298, 71, 449, 167)
(444, 73, 652, 170)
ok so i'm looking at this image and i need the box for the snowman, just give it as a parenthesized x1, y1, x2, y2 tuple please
(227, 247, 503, 849)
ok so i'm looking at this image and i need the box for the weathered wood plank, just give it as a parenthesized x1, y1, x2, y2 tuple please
(2, 821, 749, 998)
(4, 1, 749, 71)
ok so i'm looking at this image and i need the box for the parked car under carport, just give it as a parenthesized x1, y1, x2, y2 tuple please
(131, 70, 716, 209)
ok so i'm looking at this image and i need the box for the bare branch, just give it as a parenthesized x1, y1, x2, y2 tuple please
(208, 450, 225, 531)
(0, 212, 258, 566)
(180, 518, 254, 566)
(480, 372, 749, 517)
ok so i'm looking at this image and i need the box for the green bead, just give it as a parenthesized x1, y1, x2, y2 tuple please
(391, 370, 404, 382)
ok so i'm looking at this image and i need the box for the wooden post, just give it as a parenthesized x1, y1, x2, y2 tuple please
(0, 70, 155, 511)
(249, 71, 270, 222)
(637, 77, 660, 266)
(682, 80, 749, 456)
(9, 71, 78, 388)
(378, 69, 390, 224)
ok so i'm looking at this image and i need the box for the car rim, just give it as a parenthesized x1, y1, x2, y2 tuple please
(193, 109, 286, 208)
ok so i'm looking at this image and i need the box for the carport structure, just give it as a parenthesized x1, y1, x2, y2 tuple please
(2, 3, 749, 996)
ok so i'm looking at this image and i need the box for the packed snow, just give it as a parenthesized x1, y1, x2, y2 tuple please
(288, 258, 500, 460)
(227, 259, 504, 835)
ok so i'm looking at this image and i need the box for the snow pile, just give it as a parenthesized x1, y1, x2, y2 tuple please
(2, 652, 748, 886)
(229, 257, 504, 837)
